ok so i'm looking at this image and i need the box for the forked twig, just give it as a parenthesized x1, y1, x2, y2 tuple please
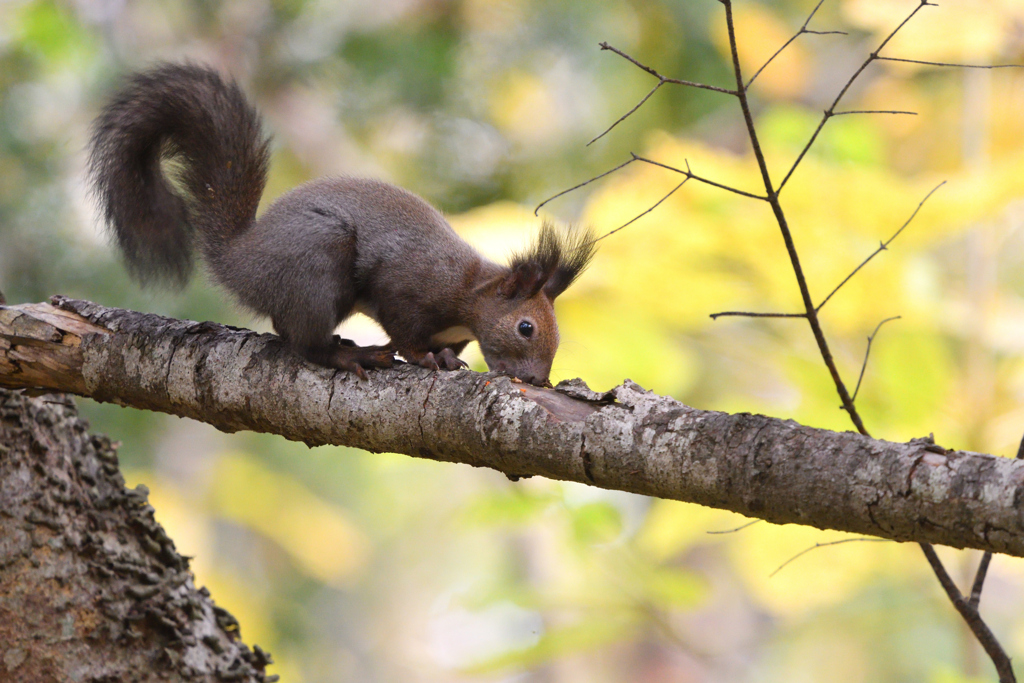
(817, 181, 946, 313)
(778, 0, 937, 193)
(920, 544, 1015, 683)
(589, 41, 738, 146)
(850, 316, 900, 403)
(598, 42, 738, 96)
(745, 0, 846, 89)
(631, 155, 767, 200)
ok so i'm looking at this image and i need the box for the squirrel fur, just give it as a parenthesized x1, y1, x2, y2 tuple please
(88, 63, 594, 385)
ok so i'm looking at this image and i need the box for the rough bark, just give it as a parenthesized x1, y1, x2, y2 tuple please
(3, 297, 1024, 559)
(0, 387, 274, 682)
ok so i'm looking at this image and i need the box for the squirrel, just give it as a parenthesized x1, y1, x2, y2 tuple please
(87, 63, 594, 386)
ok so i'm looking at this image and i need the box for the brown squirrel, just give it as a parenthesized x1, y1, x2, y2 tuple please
(87, 64, 594, 386)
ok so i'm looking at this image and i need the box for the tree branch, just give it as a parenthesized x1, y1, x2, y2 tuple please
(5, 298, 1024, 559)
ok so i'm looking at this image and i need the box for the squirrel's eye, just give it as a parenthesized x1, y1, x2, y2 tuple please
(517, 321, 534, 338)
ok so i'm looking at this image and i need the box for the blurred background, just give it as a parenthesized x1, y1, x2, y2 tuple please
(4, 0, 1024, 680)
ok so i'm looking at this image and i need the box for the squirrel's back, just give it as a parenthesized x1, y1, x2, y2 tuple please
(88, 63, 269, 286)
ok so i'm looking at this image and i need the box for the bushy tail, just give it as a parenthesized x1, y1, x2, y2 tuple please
(88, 63, 270, 286)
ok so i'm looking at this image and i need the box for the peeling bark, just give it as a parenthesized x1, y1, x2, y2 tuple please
(3, 297, 1024, 558)
(0, 387, 274, 682)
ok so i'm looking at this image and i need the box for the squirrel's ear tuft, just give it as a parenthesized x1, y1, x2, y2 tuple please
(502, 222, 596, 300)
(502, 222, 596, 299)
(544, 223, 596, 300)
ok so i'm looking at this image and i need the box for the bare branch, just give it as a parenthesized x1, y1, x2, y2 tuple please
(591, 178, 689, 244)
(970, 552, 994, 609)
(877, 57, 1024, 70)
(850, 316, 901, 403)
(588, 81, 665, 146)
(721, 0, 867, 434)
(746, 0, 847, 89)
(707, 519, 762, 535)
(832, 110, 918, 116)
(770, 538, 887, 578)
(534, 157, 637, 216)
(631, 154, 769, 200)
(717, 1, 1011, 675)
(817, 181, 946, 312)
(598, 42, 738, 96)
(778, 0, 936, 192)
(920, 543, 1016, 683)
(709, 311, 807, 321)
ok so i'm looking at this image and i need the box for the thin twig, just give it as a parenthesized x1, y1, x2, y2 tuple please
(707, 519, 762, 535)
(591, 179, 689, 244)
(709, 311, 807, 320)
(598, 42, 738, 96)
(817, 181, 946, 313)
(778, 0, 936, 193)
(770, 538, 886, 578)
(850, 316, 901, 403)
(534, 157, 636, 216)
(878, 57, 1024, 69)
(832, 110, 918, 116)
(969, 553, 993, 610)
(920, 543, 1016, 683)
(746, 0, 846, 89)
(588, 81, 665, 146)
(631, 154, 768, 200)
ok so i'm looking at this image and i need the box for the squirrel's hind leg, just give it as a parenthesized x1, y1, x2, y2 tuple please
(298, 341, 395, 381)
(402, 347, 468, 372)
(271, 311, 395, 380)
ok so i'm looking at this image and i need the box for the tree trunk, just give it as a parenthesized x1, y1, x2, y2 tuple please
(0, 387, 274, 682)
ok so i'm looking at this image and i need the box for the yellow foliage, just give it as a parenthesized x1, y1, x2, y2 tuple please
(210, 452, 371, 587)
